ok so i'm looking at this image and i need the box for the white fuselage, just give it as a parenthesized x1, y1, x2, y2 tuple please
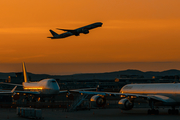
(120, 83, 180, 103)
(23, 79, 60, 95)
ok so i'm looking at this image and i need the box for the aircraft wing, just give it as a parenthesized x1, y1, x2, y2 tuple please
(75, 90, 176, 103)
(0, 82, 23, 86)
(56, 28, 79, 36)
(0, 86, 17, 94)
(70, 88, 97, 92)
(74, 90, 122, 96)
(59, 90, 68, 93)
(60, 88, 96, 93)
(0, 82, 39, 94)
(147, 95, 176, 103)
(0, 91, 15, 94)
(14, 91, 40, 94)
(56, 28, 75, 32)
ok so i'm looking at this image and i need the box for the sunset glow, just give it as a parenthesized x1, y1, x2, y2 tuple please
(1, 0, 180, 74)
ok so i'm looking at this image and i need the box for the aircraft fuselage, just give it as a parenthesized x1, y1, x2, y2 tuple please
(121, 83, 180, 104)
(23, 79, 60, 95)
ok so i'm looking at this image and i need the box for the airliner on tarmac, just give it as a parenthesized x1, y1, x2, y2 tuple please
(47, 22, 103, 39)
(0, 62, 95, 101)
(75, 83, 180, 115)
(0, 62, 66, 101)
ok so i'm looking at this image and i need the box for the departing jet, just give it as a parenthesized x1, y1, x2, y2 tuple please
(47, 22, 103, 39)
(73, 83, 180, 115)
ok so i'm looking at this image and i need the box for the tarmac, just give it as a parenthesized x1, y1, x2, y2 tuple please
(1, 108, 180, 120)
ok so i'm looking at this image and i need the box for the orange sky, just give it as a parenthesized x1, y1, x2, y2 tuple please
(0, 0, 180, 74)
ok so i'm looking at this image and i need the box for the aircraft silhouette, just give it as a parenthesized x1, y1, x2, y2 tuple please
(47, 22, 103, 39)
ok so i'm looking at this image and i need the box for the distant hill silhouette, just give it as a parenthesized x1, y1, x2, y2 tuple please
(0, 69, 180, 80)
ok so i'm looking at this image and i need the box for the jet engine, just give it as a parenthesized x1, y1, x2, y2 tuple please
(90, 95, 106, 107)
(118, 98, 134, 110)
(82, 29, 89, 34)
(12, 93, 20, 100)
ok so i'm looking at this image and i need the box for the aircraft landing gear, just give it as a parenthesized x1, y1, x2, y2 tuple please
(147, 100, 159, 115)
(168, 107, 179, 115)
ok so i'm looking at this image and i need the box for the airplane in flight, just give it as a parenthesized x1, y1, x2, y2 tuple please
(74, 83, 180, 115)
(47, 22, 103, 39)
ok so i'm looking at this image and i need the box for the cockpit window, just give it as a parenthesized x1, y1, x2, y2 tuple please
(51, 81, 56, 83)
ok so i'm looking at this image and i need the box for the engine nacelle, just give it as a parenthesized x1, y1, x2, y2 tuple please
(118, 98, 134, 110)
(82, 29, 89, 34)
(90, 95, 106, 107)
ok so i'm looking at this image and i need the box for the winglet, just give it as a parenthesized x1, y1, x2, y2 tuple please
(22, 62, 29, 83)
(11, 86, 17, 93)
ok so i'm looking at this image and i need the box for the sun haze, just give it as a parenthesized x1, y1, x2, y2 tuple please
(0, 0, 180, 74)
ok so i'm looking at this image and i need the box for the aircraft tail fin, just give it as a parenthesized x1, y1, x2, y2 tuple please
(22, 62, 29, 83)
(49, 29, 58, 37)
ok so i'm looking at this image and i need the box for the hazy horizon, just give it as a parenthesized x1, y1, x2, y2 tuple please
(0, 62, 180, 75)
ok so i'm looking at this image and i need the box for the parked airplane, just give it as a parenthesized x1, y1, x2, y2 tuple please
(0, 62, 67, 101)
(74, 83, 180, 115)
(0, 62, 95, 102)
(47, 22, 103, 39)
